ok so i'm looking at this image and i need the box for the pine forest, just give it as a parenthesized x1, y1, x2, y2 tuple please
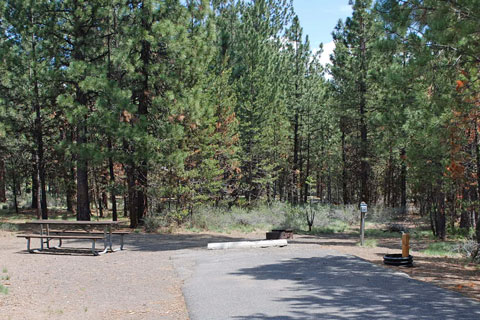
(0, 0, 479, 245)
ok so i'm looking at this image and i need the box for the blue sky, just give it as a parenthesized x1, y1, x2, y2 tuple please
(293, 0, 352, 48)
(292, 0, 352, 65)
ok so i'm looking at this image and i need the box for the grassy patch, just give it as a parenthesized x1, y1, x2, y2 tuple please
(2, 267, 7, 273)
(446, 227, 476, 241)
(411, 229, 436, 240)
(357, 239, 378, 247)
(0, 284, 8, 295)
(303, 220, 349, 235)
(364, 229, 399, 238)
(0, 222, 19, 232)
(422, 242, 458, 257)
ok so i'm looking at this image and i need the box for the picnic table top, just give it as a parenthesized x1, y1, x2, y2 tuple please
(25, 220, 121, 226)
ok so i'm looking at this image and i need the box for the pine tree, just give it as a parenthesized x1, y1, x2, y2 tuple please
(55, 0, 112, 220)
(330, 0, 379, 204)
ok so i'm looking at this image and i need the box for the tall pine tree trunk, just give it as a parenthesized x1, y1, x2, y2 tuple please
(316, 171, 321, 199)
(327, 166, 332, 203)
(475, 120, 480, 244)
(65, 129, 76, 213)
(66, 165, 75, 213)
(106, 13, 118, 221)
(107, 139, 117, 222)
(0, 159, 5, 203)
(292, 112, 299, 205)
(12, 174, 18, 214)
(31, 163, 38, 209)
(31, 27, 48, 219)
(303, 134, 311, 203)
(126, 163, 137, 228)
(459, 187, 471, 229)
(130, 5, 151, 225)
(341, 129, 349, 204)
(76, 120, 91, 221)
(400, 148, 407, 213)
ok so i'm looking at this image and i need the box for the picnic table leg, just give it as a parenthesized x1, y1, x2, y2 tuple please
(120, 234, 124, 251)
(45, 224, 51, 248)
(106, 225, 113, 252)
(110, 234, 125, 252)
(50, 238, 62, 249)
(40, 224, 44, 251)
(27, 237, 34, 253)
(91, 239, 99, 256)
(103, 228, 107, 249)
(48, 231, 63, 249)
(97, 228, 108, 255)
(26, 237, 42, 253)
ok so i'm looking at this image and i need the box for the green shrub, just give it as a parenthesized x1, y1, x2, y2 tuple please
(143, 213, 169, 233)
(447, 226, 476, 240)
(306, 220, 349, 234)
(357, 239, 378, 247)
(455, 240, 479, 263)
(422, 242, 458, 257)
(0, 223, 19, 232)
(0, 284, 8, 295)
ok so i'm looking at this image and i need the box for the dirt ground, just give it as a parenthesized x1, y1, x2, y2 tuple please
(0, 227, 479, 319)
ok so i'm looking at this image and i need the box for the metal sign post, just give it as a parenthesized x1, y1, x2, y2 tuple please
(360, 202, 367, 246)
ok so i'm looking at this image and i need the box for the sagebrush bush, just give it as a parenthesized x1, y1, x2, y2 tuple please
(456, 240, 480, 263)
(143, 201, 368, 234)
(0, 223, 18, 232)
(144, 213, 170, 233)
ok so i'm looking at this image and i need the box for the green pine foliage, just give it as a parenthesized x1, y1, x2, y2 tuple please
(0, 0, 479, 241)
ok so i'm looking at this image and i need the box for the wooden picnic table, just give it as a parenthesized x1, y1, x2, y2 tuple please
(18, 220, 127, 256)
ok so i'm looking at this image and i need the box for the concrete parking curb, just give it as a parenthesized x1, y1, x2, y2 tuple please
(207, 239, 288, 250)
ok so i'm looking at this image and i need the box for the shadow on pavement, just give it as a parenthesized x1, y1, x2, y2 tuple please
(230, 255, 480, 320)
(124, 233, 255, 252)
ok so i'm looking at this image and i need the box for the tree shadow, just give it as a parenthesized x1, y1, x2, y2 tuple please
(229, 255, 480, 319)
(107, 232, 255, 252)
(14, 232, 256, 255)
(374, 252, 480, 300)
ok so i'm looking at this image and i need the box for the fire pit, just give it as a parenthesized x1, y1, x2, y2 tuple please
(266, 229, 293, 240)
(383, 253, 413, 267)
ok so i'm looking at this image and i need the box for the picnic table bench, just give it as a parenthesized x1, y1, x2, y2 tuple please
(17, 220, 128, 256)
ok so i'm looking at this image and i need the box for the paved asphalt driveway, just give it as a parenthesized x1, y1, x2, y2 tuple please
(173, 245, 480, 320)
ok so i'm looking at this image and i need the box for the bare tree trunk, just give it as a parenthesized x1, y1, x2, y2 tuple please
(292, 112, 299, 205)
(76, 121, 91, 221)
(475, 120, 480, 244)
(123, 195, 128, 218)
(12, 174, 18, 214)
(106, 13, 118, 221)
(102, 192, 108, 210)
(64, 129, 76, 213)
(130, 5, 151, 225)
(317, 169, 323, 199)
(30, 24, 48, 219)
(0, 159, 5, 203)
(400, 148, 407, 214)
(126, 162, 137, 228)
(303, 134, 311, 203)
(436, 191, 446, 240)
(341, 129, 349, 204)
(94, 172, 103, 218)
(31, 165, 38, 209)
